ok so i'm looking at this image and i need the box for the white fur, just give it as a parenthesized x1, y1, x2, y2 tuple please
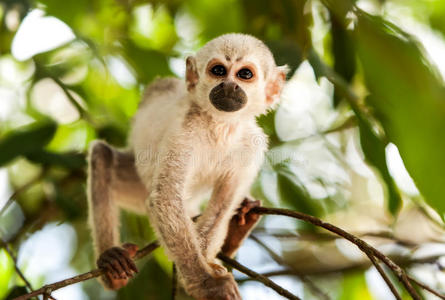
(126, 33, 286, 299)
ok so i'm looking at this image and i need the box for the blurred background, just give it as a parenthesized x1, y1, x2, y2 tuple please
(1, 0, 445, 299)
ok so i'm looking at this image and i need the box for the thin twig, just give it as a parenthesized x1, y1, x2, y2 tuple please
(250, 235, 330, 300)
(217, 253, 301, 300)
(251, 207, 422, 300)
(13, 241, 160, 300)
(50, 75, 96, 126)
(408, 276, 445, 300)
(1, 240, 32, 291)
(1, 239, 57, 300)
(237, 270, 295, 282)
(367, 254, 401, 300)
(0, 170, 45, 217)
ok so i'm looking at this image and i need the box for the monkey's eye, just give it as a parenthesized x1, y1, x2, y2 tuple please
(237, 68, 253, 80)
(210, 65, 227, 77)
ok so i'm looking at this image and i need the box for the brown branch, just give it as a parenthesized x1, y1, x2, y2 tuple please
(250, 235, 330, 300)
(0, 170, 45, 217)
(237, 270, 296, 282)
(408, 276, 445, 300)
(217, 253, 301, 300)
(1, 240, 32, 290)
(251, 207, 423, 300)
(367, 253, 401, 300)
(15, 206, 445, 300)
(13, 241, 160, 300)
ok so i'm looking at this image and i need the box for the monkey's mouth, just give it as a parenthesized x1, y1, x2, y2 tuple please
(209, 83, 247, 112)
(210, 96, 246, 112)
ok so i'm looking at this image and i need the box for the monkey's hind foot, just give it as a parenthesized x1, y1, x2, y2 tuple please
(97, 243, 139, 290)
(236, 198, 261, 226)
(222, 198, 262, 257)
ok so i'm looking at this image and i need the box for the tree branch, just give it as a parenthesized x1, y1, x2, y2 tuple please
(367, 253, 401, 300)
(0, 238, 58, 300)
(250, 235, 330, 300)
(13, 242, 159, 300)
(0, 169, 45, 217)
(251, 207, 423, 299)
(14, 207, 445, 300)
(408, 276, 445, 300)
(217, 253, 301, 300)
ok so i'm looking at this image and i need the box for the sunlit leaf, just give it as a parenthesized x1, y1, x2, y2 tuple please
(0, 249, 14, 300)
(354, 12, 445, 216)
(338, 272, 372, 300)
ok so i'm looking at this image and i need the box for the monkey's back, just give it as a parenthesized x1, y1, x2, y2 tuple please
(129, 77, 189, 187)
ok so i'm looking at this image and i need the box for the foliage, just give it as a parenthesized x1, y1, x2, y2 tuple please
(1, 0, 445, 299)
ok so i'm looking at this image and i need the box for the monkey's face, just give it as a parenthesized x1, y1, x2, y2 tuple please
(186, 34, 287, 119)
(206, 60, 255, 112)
(190, 56, 271, 118)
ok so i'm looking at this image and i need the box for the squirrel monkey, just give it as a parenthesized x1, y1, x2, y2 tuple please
(87, 33, 287, 299)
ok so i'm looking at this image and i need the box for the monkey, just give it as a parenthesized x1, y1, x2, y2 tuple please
(87, 33, 287, 299)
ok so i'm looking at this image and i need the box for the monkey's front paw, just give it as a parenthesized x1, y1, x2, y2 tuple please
(97, 243, 139, 290)
(188, 273, 241, 300)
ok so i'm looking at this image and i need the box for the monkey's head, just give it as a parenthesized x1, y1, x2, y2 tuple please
(186, 33, 288, 119)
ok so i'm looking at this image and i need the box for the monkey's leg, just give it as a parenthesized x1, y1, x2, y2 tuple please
(147, 146, 241, 300)
(88, 141, 119, 255)
(87, 141, 145, 289)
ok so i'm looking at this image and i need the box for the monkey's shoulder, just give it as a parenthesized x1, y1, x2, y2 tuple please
(140, 77, 185, 106)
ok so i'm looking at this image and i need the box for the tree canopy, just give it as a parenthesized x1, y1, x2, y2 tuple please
(1, 0, 445, 299)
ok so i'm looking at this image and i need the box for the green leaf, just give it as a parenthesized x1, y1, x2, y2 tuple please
(354, 12, 445, 216)
(0, 249, 14, 300)
(266, 39, 302, 77)
(338, 272, 372, 300)
(356, 112, 401, 215)
(25, 150, 86, 169)
(121, 40, 172, 85)
(329, 9, 356, 106)
(0, 120, 57, 166)
(257, 110, 280, 148)
(275, 163, 320, 216)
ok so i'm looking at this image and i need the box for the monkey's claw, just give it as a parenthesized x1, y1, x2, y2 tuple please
(97, 243, 139, 290)
(236, 198, 261, 226)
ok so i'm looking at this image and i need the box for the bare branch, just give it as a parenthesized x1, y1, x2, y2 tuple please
(13, 241, 159, 300)
(408, 276, 445, 300)
(367, 253, 401, 300)
(217, 253, 301, 300)
(250, 235, 330, 300)
(0, 170, 45, 217)
(15, 206, 445, 300)
(251, 207, 423, 300)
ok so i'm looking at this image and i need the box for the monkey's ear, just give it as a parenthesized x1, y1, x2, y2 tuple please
(186, 56, 199, 91)
(265, 65, 288, 105)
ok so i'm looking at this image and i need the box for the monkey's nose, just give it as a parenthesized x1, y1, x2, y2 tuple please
(220, 81, 239, 94)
